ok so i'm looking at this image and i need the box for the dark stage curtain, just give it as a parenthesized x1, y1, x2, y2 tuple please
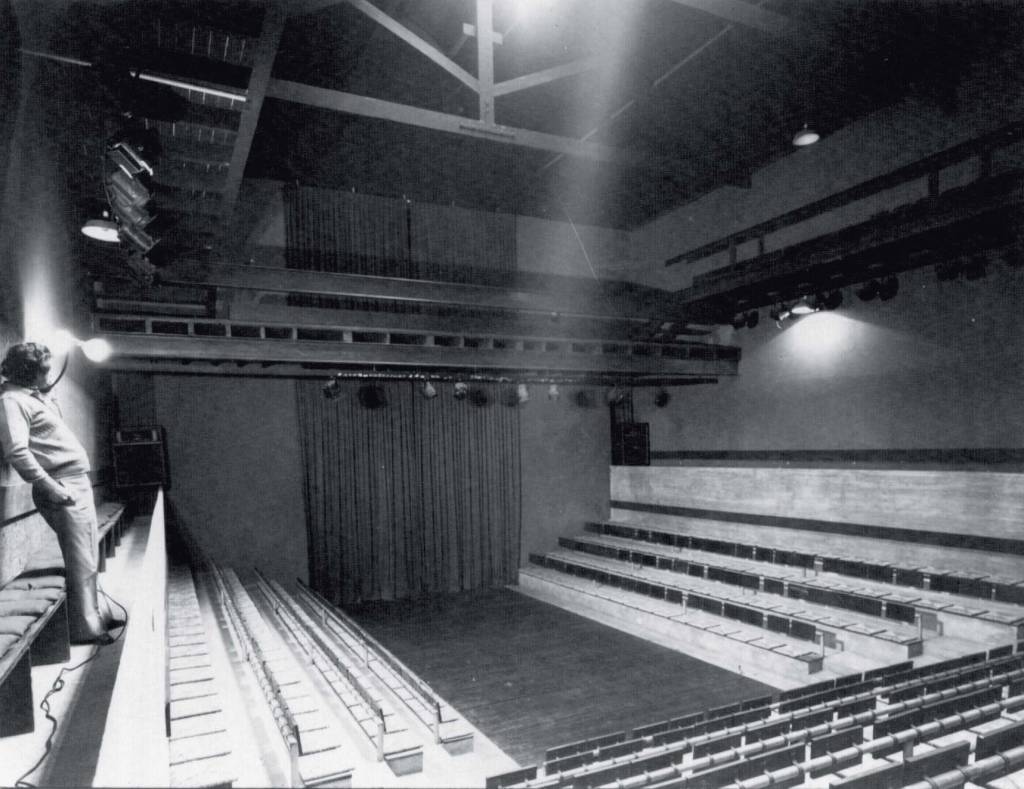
(296, 379, 522, 605)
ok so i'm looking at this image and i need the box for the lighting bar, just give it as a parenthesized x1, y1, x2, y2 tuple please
(19, 49, 248, 104)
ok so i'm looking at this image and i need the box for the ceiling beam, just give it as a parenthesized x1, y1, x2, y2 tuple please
(155, 261, 680, 321)
(265, 79, 657, 166)
(493, 56, 603, 97)
(476, 0, 495, 122)
(220, 1, 288, 234)
(96, 332, 737, 376)
(345, 0, 479, 91)
(227, 301, 650, 341)
(666, 0, 794, 34)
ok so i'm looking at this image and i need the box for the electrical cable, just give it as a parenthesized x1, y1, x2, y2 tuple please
(12, 589, 129, 788)
(12, 646, 101, 788)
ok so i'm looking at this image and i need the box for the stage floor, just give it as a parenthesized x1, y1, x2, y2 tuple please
(347, 586, 776, 767)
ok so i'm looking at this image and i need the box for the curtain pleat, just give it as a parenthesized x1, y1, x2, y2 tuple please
(295, 380, 522, 605)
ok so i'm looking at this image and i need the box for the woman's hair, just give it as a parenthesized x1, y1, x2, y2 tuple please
(1, 343, 52, 387)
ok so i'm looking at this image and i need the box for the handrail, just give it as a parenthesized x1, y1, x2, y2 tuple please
(209, 565, 303, 784)
(294, 579, 444, 712)
(253, 570, 392, 760)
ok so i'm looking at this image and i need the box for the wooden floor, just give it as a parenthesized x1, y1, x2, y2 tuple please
(347, 587, 775, 767)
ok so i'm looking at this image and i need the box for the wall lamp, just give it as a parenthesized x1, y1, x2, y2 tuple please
(52, 330, 112, 363)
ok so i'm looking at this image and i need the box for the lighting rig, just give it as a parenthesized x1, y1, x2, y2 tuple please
(81, 139, 159, 284)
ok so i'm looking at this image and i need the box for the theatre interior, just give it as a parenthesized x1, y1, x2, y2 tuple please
(3, 0, 1024, 786)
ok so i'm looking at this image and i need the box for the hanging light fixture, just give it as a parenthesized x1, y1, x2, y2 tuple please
(792, 124, 820, 147)
(80, 218, 120, 242)
(789, 296, 817, 315)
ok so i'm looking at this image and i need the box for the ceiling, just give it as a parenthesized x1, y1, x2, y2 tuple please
(7, 0, 1024, 378)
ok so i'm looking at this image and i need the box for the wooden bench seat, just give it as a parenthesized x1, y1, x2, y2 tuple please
(534, 548, 923, 662)
(0, 573, 68, 736)
(577, 527, 1024, 641)
(504, 663, 1024, 789)
(211, 567, 355, 785)
(519, 565, 824, 683)
(252, 573, 423, 775)
(591, 518, 1024, 607)
(95, 502, 127, 572)
(291, 577, 475, 755)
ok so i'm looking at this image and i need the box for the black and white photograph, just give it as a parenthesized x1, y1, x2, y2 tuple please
(1, 0, 1024, 786)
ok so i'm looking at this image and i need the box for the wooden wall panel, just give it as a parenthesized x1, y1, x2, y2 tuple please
(611, 466, 1024, 541)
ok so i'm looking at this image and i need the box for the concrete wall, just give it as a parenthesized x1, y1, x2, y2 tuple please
(0, 21, 114, 586)
(150, 375, 309, 584)
(111, 372, 610, 579)
(518, 390, 610, 564)
(630, 42, 1024, 290)
(633, 264, 1024, 452)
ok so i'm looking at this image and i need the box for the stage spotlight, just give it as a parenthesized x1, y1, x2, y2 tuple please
(421, 380, 437, 399)
(745, 310, 759, 329)
(792, 124, 820, 147)
(878, 276, 900, 300)
(607, 387, 629, 406)
(547, 383, 560, 401)
(856, 280, 880, 301)
(654, 389, 670, 408)
(789, 296, 816, 316)
(516, 383, 530, 404)
(81, 218, 120, 242)
(453, 382, 468, 400)
(357, 384, 387, 409)
(323, 376, 342, 400)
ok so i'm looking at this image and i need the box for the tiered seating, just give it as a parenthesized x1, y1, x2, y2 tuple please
(252, 570, 424, 776)
(521, 556, 824, 683)
(522, 518, 1024, 683)
(591, 517, 1024, 606)
(0, 500, 126, 737)
(487, 647, 1024, 789)
(581, 522, 1024, 644)
(166, 565, 238, 787)
(585, 521, 1024, 641)
(95, 501, 127, 571)
(290, 578, 475, 756)
(208, 565, 354, 787)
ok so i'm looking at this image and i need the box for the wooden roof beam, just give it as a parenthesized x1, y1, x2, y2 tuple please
(220, 1, 288, 234)
(265, 79, 662, 166)
(345, 0, 479, 91)
(666, 0, 795, 35)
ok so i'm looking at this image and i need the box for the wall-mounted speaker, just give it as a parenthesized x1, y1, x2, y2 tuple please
(612, 422, 650, 466)
(112, 426, 169, 488)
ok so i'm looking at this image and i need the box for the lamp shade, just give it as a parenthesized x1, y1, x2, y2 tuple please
(792, 125, 820, 147)
(789, 296, 816, 315)
(81, 219, 120, 242)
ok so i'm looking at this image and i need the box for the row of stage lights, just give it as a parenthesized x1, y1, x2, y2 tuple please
(80, 137, 160, 283)
(323, 377, 671, 409)
(731, 276, 900, 330)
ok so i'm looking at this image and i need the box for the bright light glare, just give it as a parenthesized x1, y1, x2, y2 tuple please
(49, 329, 78, 355)
(80, 338, 113, 363)
(783, 311, 855, 366)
